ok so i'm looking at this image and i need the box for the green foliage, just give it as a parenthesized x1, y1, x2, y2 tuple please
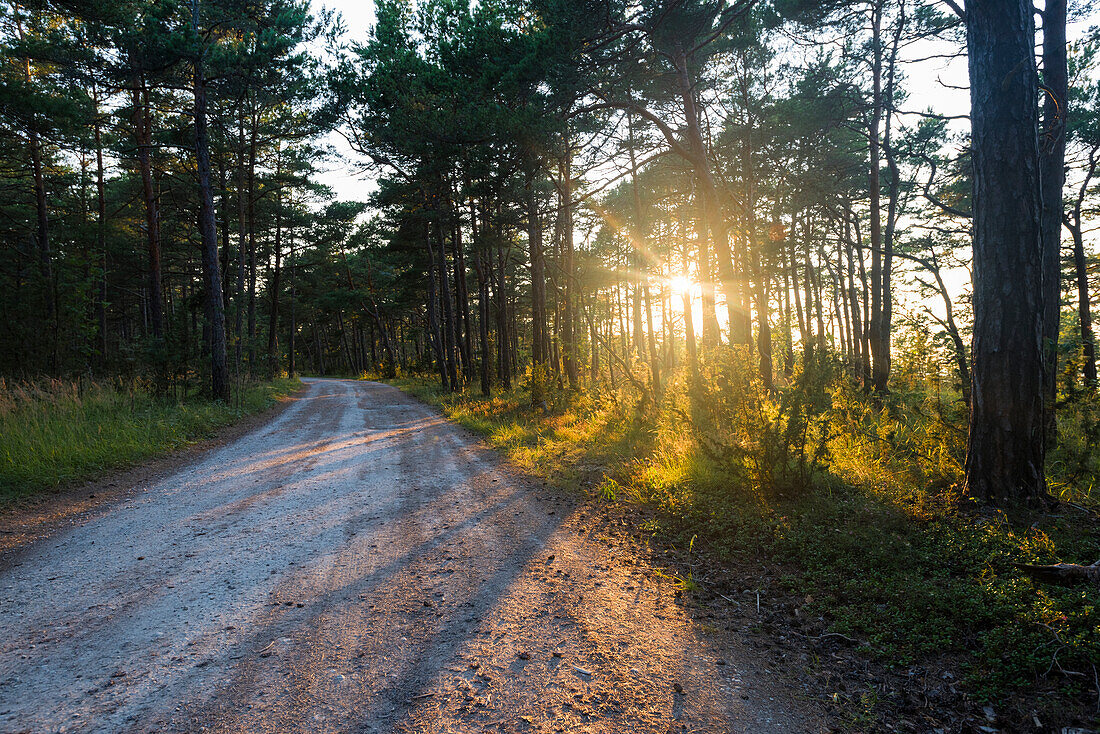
(0, 376, 300, 499)
(682, 348, 833, 496)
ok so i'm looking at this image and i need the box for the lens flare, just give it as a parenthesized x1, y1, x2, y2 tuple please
(668, 275, 692, 295)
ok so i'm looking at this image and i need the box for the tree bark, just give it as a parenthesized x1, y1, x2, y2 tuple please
(964, 0, 1047, 503)
(425, 225, 446, 389)
(1040, 0, 1068, 413)
(93, 87, 108, 371)
(132, 77, 164, 340)
(192, 0, 230, 401)
(247, 109, 259, 370)
(525, 161, 547, 373)
(267, 184, 282, 377)
(1069, 221, 1096, 385)
(559, 147, 579, 389)
(867, 1, 886, 393)
(474, 248, 492, 397)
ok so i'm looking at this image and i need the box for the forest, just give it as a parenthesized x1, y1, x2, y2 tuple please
(3, 0, 1100, 729)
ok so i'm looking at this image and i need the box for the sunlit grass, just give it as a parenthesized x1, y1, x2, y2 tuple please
(0, 376, 301, 500)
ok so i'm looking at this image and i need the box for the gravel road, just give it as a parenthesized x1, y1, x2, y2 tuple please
(0, 378, 822, 733)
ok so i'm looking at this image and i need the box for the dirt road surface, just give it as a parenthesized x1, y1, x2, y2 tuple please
(0, 378, 823, 733)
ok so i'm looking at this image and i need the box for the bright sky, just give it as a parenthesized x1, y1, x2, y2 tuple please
(314, 0, 377, 204)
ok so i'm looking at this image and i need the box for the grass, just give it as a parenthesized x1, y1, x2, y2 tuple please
(383, 368, 1100, 726)
(0, 375, 301, 500)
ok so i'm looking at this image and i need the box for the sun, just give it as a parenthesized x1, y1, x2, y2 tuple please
(668, 275, 692, 295)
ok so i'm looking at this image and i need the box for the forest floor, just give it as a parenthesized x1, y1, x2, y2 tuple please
(0, 378, 826, 733)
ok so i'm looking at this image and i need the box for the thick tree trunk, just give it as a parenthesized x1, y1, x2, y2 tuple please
(964, 0, 1047, 503)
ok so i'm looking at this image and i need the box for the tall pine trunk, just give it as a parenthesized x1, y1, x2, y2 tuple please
(132, 78, 164, 341)
(192, 0, 230, 402)
(1040, 0, 1068, 421)
(964, 0, 1046, 503)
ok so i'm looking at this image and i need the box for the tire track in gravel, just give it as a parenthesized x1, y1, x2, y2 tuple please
(0, 378, 825, 733)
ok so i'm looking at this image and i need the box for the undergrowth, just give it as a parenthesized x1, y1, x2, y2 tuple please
(0, 375, 301, 499)
(383, 362, 1100, 721)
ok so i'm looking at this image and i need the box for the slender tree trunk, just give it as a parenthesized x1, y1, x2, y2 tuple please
(740, 115, 772, 390)
(451, 196, 472, 383)
(495, 240, 512, 390)
(235, 113, 247, 373)
(1070, 222, 1096, 385)
(192, 0, 230, 402)
(247, 109, 258, 370)
(559, 147, 578, 389)
(1041, 0, 1068, 422)
(132, 78, 164, 341)
(474, 251, 492, 397)
(435, 216, 459, 391)
(219, 165, 232, 319)
(589, 298, 600, 384)
(16, 8, 56, 370)
(672, 52, 740, 345)
(628, 119, 659, 390)
(790, 235, 809, 362)
(288, 238, 297, 376)
(525, 162, 547, 373)
(267, 187, 282, 377)
(868, 1, 886, 393)
(877, 0, 904, 394)
(93, 88, 108, 371)
(425, 229, 446, 389)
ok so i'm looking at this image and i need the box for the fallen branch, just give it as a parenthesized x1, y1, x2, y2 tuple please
(790, 630, 865, 646)
(1015, 560, 1100, 585)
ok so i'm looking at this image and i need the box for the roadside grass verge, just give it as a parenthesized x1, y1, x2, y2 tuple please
(384, 371, 1100, 725)
(0, 376, 301, 500)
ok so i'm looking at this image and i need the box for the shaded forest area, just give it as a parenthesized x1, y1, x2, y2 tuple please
(5, 0, 1100, 728)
